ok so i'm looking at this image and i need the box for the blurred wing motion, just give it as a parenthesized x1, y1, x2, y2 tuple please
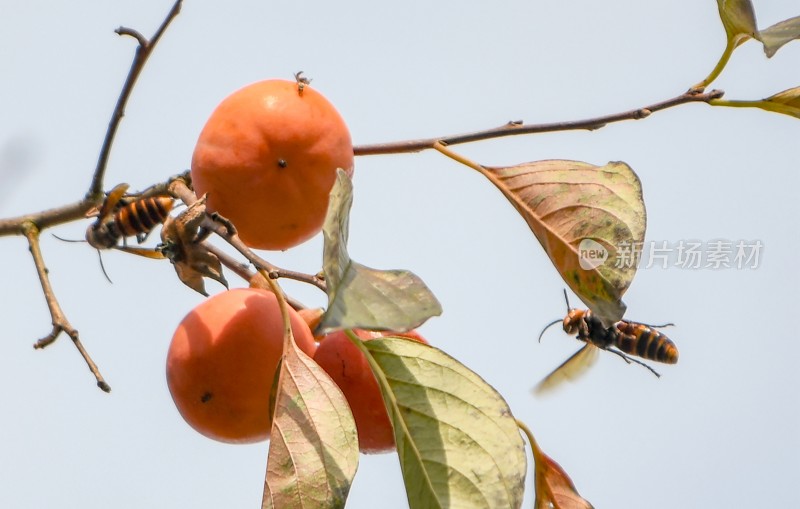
(533, 344, 599, 395)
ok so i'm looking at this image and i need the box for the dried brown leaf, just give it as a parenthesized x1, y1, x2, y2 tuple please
(533, 445, 594, 509)
(160, 196, 228, 296)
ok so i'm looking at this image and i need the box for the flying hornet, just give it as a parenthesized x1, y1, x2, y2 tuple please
(534, 290, 678, 394)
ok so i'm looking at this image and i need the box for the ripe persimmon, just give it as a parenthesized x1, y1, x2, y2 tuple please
(191, 78, 354, 251)
(166, 288, 317, 444)
(313, 329, 428, 453)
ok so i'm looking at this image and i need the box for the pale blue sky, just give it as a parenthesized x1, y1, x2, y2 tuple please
(1, 1, 798, 508)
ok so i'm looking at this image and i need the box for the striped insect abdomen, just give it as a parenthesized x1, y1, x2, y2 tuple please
(614, 321, 679, 364)
(115, 196, 173, 238)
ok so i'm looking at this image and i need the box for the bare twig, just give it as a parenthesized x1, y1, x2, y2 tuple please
(204, 243, 307, 310)
(0, 199, 95, 237)
(0, 1, 185, 392)
(22, 222, 111, 392)
(89, 0, 183, 199)
(353, 89, 725, 156)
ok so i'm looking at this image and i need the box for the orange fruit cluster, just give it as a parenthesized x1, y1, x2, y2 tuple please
(168, 78, 424, 453)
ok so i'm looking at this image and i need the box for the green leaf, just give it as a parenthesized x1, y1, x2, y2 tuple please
(710, 87, 800, 119)
(716, 0, 760, 45)
(697, 0, 761, 89)
(484, 160, 646, 325)
(361, 337, 527, 509)
(262, 337, 359, 509)
(318, 170, 442, 334)
(763, 87, 800, 118)
(761, 15, 800, 57)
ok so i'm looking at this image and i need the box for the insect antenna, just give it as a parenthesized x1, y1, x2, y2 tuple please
(561, 288, 572, 310)
(641, 321, 675, 328)
(51, 233, 86, 243)
(538, 289, 576, 343)
(96, 250, 113, 284)
(52, 234, 114, 284)
(606, 348, 662, 378)
(537, 319, 562, 343)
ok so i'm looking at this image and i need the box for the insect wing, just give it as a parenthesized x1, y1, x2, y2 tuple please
(114, 245, 166, 259)
(533, 344, 599, 395)
(99, 183, 130, 219)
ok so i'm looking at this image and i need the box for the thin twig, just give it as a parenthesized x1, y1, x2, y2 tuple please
(88, 0, 183, 198)
(353, 89, 725, 156)
(204, 243, 308, 311)
(0, 199, 95, 237)
(22, 222, 111, 392)
(0, 89, 724, 238)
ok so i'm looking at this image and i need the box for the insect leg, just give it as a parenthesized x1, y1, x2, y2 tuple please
(641, 322, 675, 328)
(605, 348, 662, 378)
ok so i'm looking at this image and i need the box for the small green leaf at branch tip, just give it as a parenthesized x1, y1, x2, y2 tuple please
(362, 338, 527, 509)
(710, 87, 800, 119)
(263, 336, 359, 509)
(760, 15, 800, 57)
(717, 0, 760, 43)
(319, 169, 442, 335)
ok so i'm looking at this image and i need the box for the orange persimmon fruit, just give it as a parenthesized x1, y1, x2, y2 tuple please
(313, 329, 429, 453)
(166, 288, 317, 443)
(191, 78, 354, 250)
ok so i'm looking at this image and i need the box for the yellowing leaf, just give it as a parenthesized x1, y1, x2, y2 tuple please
(361, 337, 527, 509)
(484, 160, 645, 324)
(717, 0, 760, 45)
(761, 15, 800, 57)
(318, 170, 442, 334)
(263, 334, 359, 509)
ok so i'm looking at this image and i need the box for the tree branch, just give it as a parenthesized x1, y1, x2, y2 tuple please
(0, 1, 185, 392)
(88, 0, 183, 199)
(353, 89, 725, 156)
(0, 199, 95, 237)
(22, 222, 111, 392)
(203, 243, 307, 311)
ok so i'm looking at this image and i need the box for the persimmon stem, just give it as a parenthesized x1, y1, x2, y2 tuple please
(22, 222, 110, 392)
(354, 89, 724, 156)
